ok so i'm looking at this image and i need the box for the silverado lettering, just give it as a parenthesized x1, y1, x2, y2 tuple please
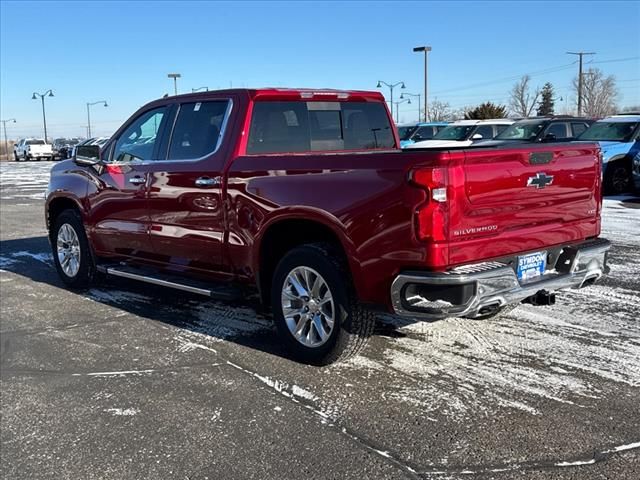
(45, 88, 611, 365)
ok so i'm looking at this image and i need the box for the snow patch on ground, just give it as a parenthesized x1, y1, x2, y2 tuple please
(104, 407, 139, 416)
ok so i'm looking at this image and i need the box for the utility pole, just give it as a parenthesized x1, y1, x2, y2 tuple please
(567, 51, 595, 116)
(32, 90, 54, 142)
(1, 118, 16, 159)
(167, 73, 181, 95)
(413, 46, 432, 121)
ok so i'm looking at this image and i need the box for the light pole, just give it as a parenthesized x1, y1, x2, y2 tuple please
(1, 118, 16, 159)
(567, 51, 595, 116)
(168, 73, 181, 95)
(192, 86, 209, 92)
(376, 81, 406, 122)
(32, 90, 54, 142)
(392, 98, 411, 123)
(413, 46, 432, 121)
(86, 100, 108, 138)
(400, 92, 421, 121)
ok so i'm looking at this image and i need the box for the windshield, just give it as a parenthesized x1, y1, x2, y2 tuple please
(26, 139, 45, 145)
(497, 121, 545, 140)
(578, 121, 639, 142)
(398, 125, 418, 141)
(433, 125, 475, 141)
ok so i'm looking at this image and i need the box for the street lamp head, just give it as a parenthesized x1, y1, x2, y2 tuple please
(32, 93, 37, 100)
(413, 46, 432, 52)
(407, 99, 411, 104)
(400, 93, 405, 99)
(48, 91, 54, 97)
(104, 102, 108, 107)
(401, 82, 406, 89)
(376, 81, 382, 88)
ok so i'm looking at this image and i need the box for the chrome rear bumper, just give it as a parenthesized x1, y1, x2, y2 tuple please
(390, 238, 611, 319)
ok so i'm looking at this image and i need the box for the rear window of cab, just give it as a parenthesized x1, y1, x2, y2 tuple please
(247, 101, 395, 154)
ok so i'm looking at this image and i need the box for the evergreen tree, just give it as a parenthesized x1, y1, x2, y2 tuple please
(537, 83, 555, 116)
(464, 102, 508, 120)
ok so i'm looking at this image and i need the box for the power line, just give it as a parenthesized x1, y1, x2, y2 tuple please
(430, 62, 577, 95)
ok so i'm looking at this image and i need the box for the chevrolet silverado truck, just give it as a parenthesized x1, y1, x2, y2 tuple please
(14, 138, 53, 161)
(45, 88, 611, 364)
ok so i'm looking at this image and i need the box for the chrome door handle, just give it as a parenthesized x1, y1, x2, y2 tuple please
(195, 176, 221, 187)
(129, 176, 146, 185)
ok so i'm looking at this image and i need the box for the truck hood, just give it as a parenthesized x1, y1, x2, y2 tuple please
(403, 139, 472, 149)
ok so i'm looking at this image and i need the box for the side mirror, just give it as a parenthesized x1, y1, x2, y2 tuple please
(542, 133, 557, 142)
(471, 133, 483, 140)
(74, 145, 102, 166)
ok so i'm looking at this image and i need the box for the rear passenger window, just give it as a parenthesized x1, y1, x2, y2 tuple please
(571, 123, 588, 137)
(168, 101, 230, 160)
(247, 101, 394, 154)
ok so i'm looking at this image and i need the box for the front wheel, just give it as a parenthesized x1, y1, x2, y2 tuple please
(51, 209, 96, 288)
(271, 243, 375, 365)
(14, 152, 20, 161)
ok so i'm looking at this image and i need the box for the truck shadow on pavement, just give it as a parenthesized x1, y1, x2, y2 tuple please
(0, 235, 407, 362)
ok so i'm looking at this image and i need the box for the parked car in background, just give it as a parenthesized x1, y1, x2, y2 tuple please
(577, 114, 640, 194)
(474, 116, 594, 147)
(53, 138, 82, 160)
(47, 88, 610, 364)
(403, 119, 514, 149)
(13, 138, 53, 161)
(398, 121, 449, 147)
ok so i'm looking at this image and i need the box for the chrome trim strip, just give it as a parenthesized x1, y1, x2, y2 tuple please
(104, 267, 212, 297)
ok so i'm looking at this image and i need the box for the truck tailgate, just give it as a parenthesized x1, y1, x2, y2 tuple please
(447, 144, 601, 266)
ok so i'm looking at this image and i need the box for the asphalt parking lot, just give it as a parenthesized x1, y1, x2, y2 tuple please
(1, 161, 639, 480)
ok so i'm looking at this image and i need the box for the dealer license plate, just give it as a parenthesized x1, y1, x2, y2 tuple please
(517, 251, 547, 282)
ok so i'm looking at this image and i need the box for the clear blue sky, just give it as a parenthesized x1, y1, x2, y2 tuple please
(1, 0, 639, 139)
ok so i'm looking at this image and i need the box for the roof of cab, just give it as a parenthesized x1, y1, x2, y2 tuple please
(162, 88, 386, 102)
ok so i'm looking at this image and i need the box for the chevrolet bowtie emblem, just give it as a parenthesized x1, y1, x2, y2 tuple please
(527, 172, 554, 189)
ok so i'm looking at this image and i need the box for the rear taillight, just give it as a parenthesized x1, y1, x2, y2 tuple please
(410, 167, 449, 242)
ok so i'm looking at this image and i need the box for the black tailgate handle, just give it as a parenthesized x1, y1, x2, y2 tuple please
(529, 152, 553, 165)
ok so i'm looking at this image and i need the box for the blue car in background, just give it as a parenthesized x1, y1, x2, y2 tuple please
(398, 121, 449, 148)
(578, 114, 640, 194)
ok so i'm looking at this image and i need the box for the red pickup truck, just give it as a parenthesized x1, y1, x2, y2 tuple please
(46, 88, 610, 364)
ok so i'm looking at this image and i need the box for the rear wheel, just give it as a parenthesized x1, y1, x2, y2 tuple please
(604, 160, 631, 195)
(51, 209, 96, 288)
(271, 243, 374, 365)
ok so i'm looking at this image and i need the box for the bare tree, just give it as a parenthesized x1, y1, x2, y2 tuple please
(509, 75, 540, 117)
(428, 99, 454, 121)
(573, 68, 618, 117)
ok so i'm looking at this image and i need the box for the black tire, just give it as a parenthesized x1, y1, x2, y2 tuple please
(51, 209, 96, 289)
(271, 243, 375, 365)
(14, 152, 20, 162)
(603, 159, 631, 195)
